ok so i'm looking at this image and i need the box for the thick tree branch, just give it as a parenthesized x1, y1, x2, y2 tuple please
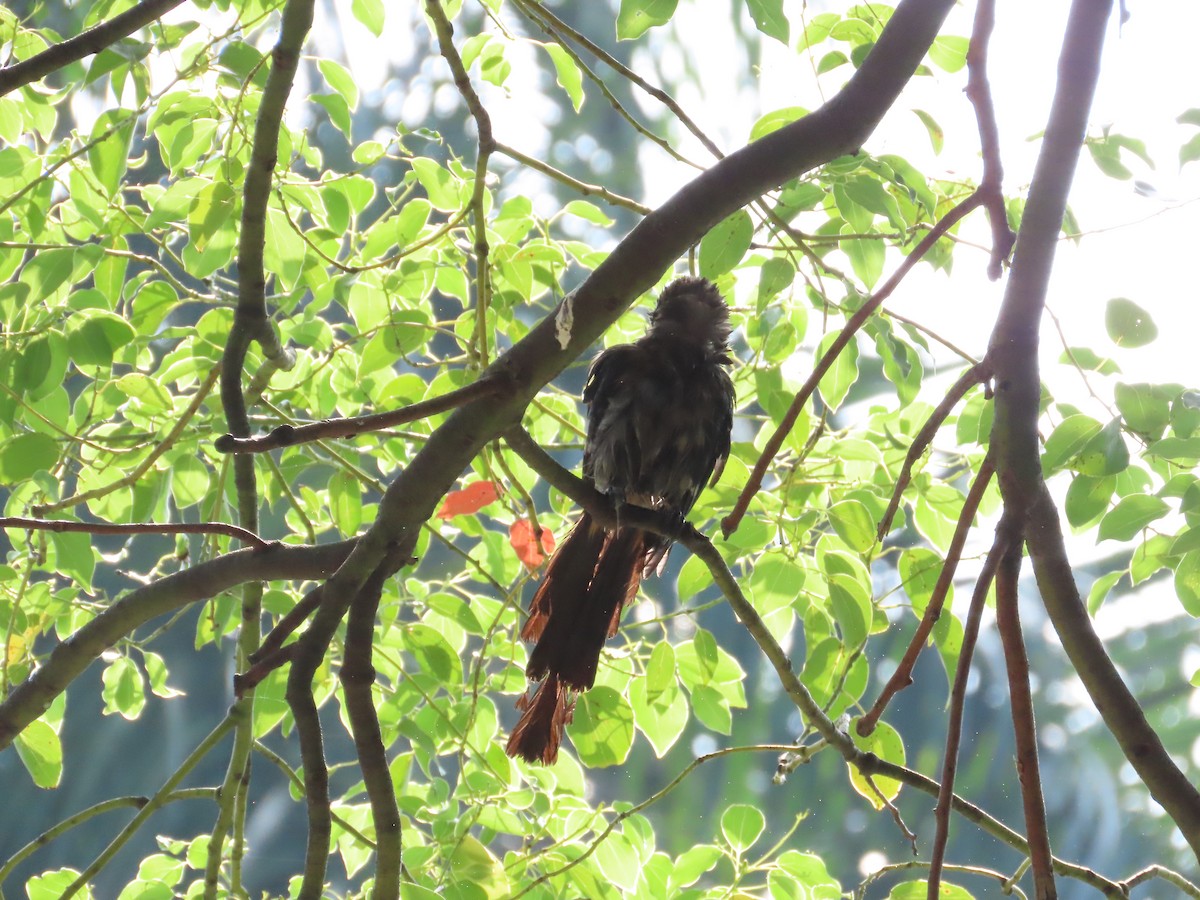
(984, 0, 1200, 859)
(0, 0, 186, 97)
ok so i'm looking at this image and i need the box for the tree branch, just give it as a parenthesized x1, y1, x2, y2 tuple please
(857, 454, 994, 737)
(929, 518, 1010, 899)
(983, 0, 1200, 859)
(0, 0, 186, 97)
(995, 540, 1056, 899)
(0, 540, 355, 750)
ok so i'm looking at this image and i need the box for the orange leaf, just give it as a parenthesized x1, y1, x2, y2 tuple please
(510, 519, 555, 572)
(437, 481, 500, 519)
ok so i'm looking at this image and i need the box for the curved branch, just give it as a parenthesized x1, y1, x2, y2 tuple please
(0, 540, 355, 750)
(0, 0, 186, 97)
(983, 0, 1200, 859)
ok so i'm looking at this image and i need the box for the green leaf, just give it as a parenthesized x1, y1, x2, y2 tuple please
(405, 623, 462, 687)
(51, 530, 95, 590)
(15, 719, 63, 788)
(699, 209, 753, 279)
(1073, 418, 1129, 477)
(756, 257, 795, 311)
(928, 35, 969, 72)
(750, 107, 808, 142)
(745, 0, 789, 43)
(541, 42, 584, 112)
(1105, 297, 1157, 348)
(318, 59, 359, 108)
(411, 157, 461, 211)
(912, 108, 943, 154)
(1176, 551, 1200, 616)
(1180, 133, 1200, 169)
(1115, 382, 1171, 438)
(888, 881, 973, 900)
(848, 719, 904, 808)
(616, 0, 679, 40)
(0, 432, 59, 481)
(594, 832, 640, 893)
(748, 554, 807, 616)
(102, 656, 147, 720)
(67, 310, 136, 367)
(352, 0, 385, 36)
(563, 199, 613, 226)
(827, 573, 870, 646)
(1097, 494, 1170, 542)
(842, 227, 884, 287)
(1087, 570, 1123, 615)
(630, 672, 687, 757)
(645, 641, 676, 697)
(828, 499, 876, 553)
(88, 108, 135, 197)
(571, 685, 634, 766)
(816, 330, 859, 411)
(1041, 414, 1102, 474)
(671, 845, 722, 888)
(1065, 475, 1115, 528)
(720, 803, 765, 853)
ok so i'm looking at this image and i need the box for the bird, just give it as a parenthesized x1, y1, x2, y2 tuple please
(506, 276, 735, 764)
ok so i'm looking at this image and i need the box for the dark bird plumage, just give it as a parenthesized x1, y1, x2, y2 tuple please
(506, 276, 735, 764)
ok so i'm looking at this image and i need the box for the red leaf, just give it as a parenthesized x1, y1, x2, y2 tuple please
(510, 519, 555, 572)
(437, 481, 499, 519)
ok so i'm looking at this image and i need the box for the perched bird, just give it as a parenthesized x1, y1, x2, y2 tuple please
(506, 276, 735, 764)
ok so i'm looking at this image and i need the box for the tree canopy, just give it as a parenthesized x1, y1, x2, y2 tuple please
(1, 1, 1199, 898)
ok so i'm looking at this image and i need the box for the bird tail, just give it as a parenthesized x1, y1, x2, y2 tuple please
(507, 512, 649, 764)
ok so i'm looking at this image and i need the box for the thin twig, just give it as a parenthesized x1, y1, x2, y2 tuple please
(0, 516, 270, 550)
(929, 518, 1013, 900)
(963, 0, 1015, 279)
(877, 362, 992, 538)
(723, 192, 985, 537)
(858, 455, 995, 737)
(215, 375, 505, 453)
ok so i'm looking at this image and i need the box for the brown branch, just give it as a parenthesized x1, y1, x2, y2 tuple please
(964, 0, 1015, 279)
(680, 519, 1123, 897)
(0, 516, 270, 550)
(877, 362, 992, 539)
(929, 518, 1012, 900)
(339, 568, 402, 900)
(0, 0, 186, 97)
(285, 540, 416, 900)
(0, 539, 355, 750)
(995, 539, 1056, 899)
(857, 454, 995, 737)
(722, 191, 984, 538)
(215, 376, 505, 454)
(982, 0, 1200, 859)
